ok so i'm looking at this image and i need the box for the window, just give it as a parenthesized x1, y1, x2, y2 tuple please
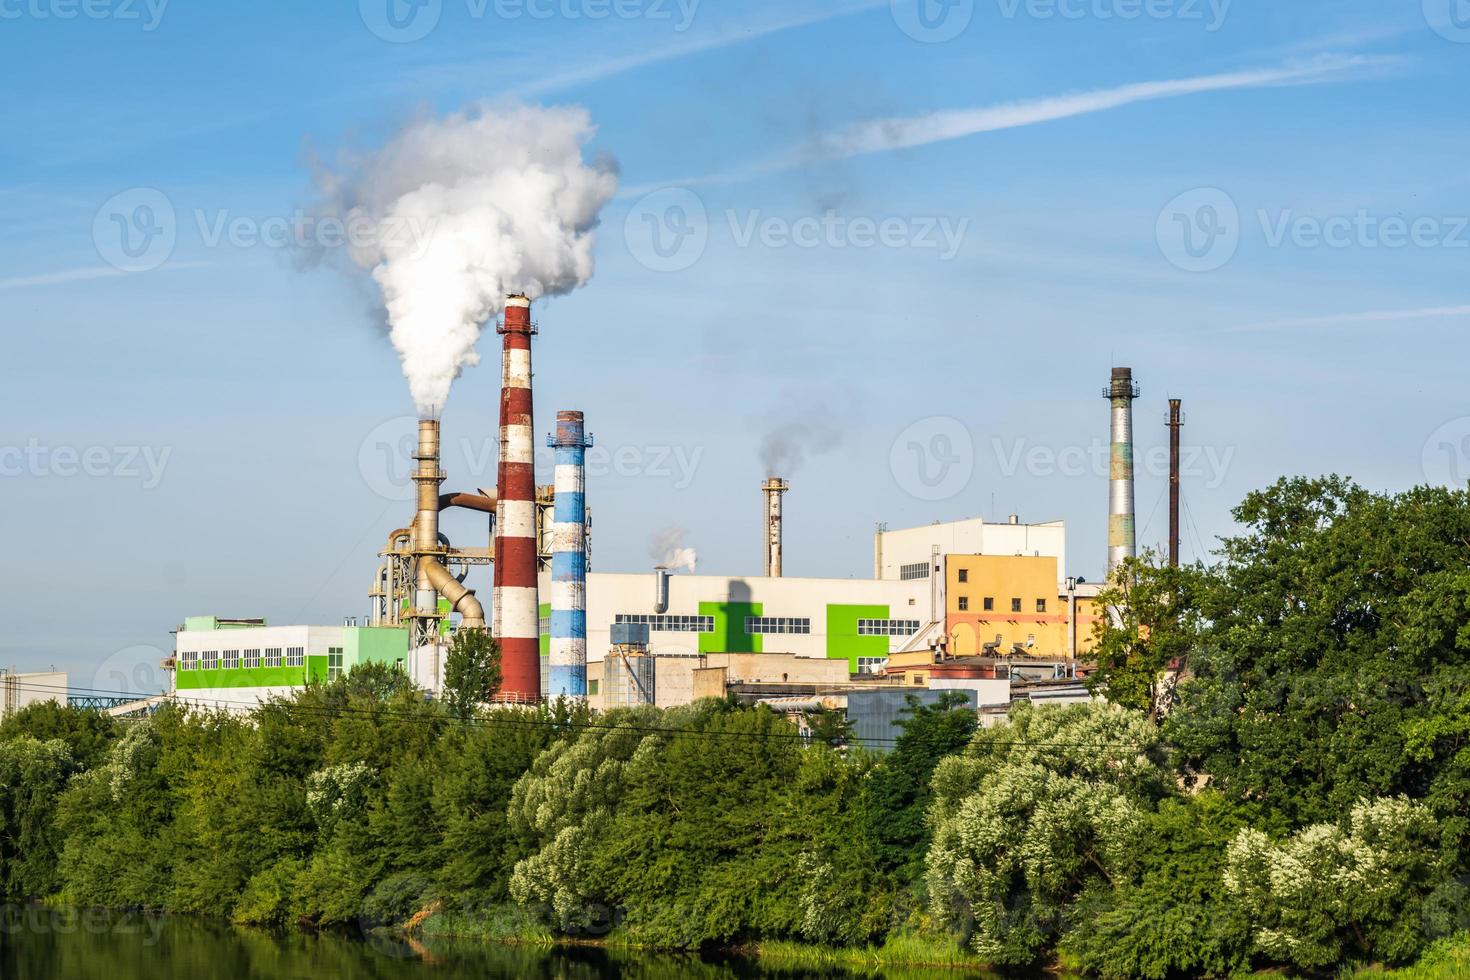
(539, 613, 551, 633)
(588, 679, 600, 696)
(745, 617, 811, 635)
(856, 656, 889, 675)
(912, 674, 924, 685)
(614, 613, 714, 633)
(327, 647, 344, 681)
(286, 646, 305, 668)
(1011, 598, 1022, 613)
(243, 649, 261, 669)
(983, 597, 994, 611)
(957, 568, 968, 583)
(957, 596, 969, 611)
(1036, 598, 1047, 613)
(264, 648, 282, 668)
(179, 651, 198, 671)
(201, 650, 218, 670)
(856, 619, 920, 636)
(899, 561, 930, 581)
(221, 650, 240, 670)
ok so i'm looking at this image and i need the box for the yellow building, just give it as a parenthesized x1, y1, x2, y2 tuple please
(944, 555, 1100, 659)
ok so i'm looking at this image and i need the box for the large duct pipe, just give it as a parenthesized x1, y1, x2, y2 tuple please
(1168, 398, 1183, 567)
(421, 557, 485, 628)
(439, 491, 497, 514)
(1105, 367, 1139, 574)
(653, 566, 670, 614)
(547, 410, 591, 700)
(762, 477, 788, 577)
(494, 294, 541, 702)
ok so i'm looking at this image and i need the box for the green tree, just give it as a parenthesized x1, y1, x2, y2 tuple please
(1087, 552, 1202, 723)
(0, 701, 118, 769)
(0, 737, 76, 898)
(443, 629, 503, 719)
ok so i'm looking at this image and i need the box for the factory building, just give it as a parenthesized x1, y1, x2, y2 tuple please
(171, 617, 409, 710)
(1, 669, 68, 720)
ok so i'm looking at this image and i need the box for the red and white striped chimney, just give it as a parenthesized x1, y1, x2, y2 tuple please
(494, 294, 540, 702)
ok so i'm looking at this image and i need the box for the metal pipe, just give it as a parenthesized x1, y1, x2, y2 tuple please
(439, 491, 497, 513)
(547, 410, 591, 700)
(413, 419, 444, 629)
(762, 477, 788, 577)
(420, 557, 485, 628)
(1104, 367, 1139, 574)
(494, 294, 541, 702)
(653, 566, 670, 614)
(1168, 398, 1182, 567)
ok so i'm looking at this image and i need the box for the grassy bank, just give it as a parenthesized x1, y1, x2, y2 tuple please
(1346, 934, 1470, 978)
(751, 934, 999, 972)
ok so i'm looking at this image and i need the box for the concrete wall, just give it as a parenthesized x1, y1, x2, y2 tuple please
(0, 671, 67, 720)
(875, 518, 1067, 583)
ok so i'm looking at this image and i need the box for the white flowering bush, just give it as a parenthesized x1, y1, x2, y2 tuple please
(925, 701, 1169, 967)
(1223, 796, 1451, 969)
(305, 761, 375, 837)
(101, 723, 158, 804)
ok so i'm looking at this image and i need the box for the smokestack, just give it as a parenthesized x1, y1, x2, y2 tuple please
(494, 294, 541, 702)
(547, 410, 591, 700)
(411, 419, 445, 646)
(762, 478, 788, 577)
(1105, 367, 1139, 574)
(1168, 398, 1183, 567)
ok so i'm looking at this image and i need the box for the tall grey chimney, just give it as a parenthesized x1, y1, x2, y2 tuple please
(1105, 367, 1139, 573)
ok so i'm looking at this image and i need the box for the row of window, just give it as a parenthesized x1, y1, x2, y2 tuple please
(856, 619, 921, 636)
(956, 597, 1047, 613)
(178, 646, 305, 671)
(745, 617, 811, 635)
(615, 614, 715, 633)
(899, 562, 931, 580)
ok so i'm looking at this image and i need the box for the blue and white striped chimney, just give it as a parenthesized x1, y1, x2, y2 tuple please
(547, 410, 591, 699)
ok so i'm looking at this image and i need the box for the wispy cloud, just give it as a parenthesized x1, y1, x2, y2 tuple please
(624, 53, 1395, 194)
(1217, 304, 1470, 334)
(0, 261, 211, 292)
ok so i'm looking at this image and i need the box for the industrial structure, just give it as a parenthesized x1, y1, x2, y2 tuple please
(1106, 366, 1139, 573)
(547, 410, 592, 699)
(495, 295, 542, 703)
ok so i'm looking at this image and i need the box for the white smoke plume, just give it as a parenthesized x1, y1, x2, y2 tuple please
(311, 103, 619, 414)
(649, 526, 698, 573)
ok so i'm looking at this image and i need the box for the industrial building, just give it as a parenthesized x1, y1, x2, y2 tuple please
(1, 669, 67, 720)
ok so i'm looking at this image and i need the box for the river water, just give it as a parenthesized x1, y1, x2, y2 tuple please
(0, 908, 1006, 979)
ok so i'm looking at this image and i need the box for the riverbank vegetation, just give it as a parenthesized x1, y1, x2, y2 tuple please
(2, 477, 1469, 977)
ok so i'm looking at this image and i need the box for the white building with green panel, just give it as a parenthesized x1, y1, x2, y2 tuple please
(172, 617, 410, 710)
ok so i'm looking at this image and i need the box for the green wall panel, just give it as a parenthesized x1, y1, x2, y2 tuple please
(825, 603, 891, 673)
(539, 602, 550, 657)
(344, 627, 409, 671)
(698, 601, 762, 654)
(177, 665, 307, 690)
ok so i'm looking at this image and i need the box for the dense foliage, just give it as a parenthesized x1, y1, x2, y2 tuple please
(1, 477, 1468, 977)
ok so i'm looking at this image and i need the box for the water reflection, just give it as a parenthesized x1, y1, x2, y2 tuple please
(0, 908, 1006, 980)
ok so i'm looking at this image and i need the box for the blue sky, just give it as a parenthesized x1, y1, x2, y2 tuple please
(2, 0, 1467, 685)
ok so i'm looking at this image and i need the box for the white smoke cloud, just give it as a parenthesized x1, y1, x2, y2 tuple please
(649, 526, 697, 573)
(311, 103, 619, 414)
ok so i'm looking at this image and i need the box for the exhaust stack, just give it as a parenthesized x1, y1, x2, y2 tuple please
(653, 566, 670, 614)
(494, 294, 541, 702)
(1104, 367, 1139, 574)
(762, 477, 788, 577)
(1168, 398, 1183, 567)
(547, 410, 591, 700)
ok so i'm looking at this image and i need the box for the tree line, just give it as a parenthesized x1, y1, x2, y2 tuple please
(1, 475, 1468, 977)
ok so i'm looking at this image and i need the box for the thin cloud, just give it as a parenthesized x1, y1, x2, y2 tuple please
(0, 261, 210, 292)
(625, 53, 1395, 194)
(1218, 305, 1470, 334)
